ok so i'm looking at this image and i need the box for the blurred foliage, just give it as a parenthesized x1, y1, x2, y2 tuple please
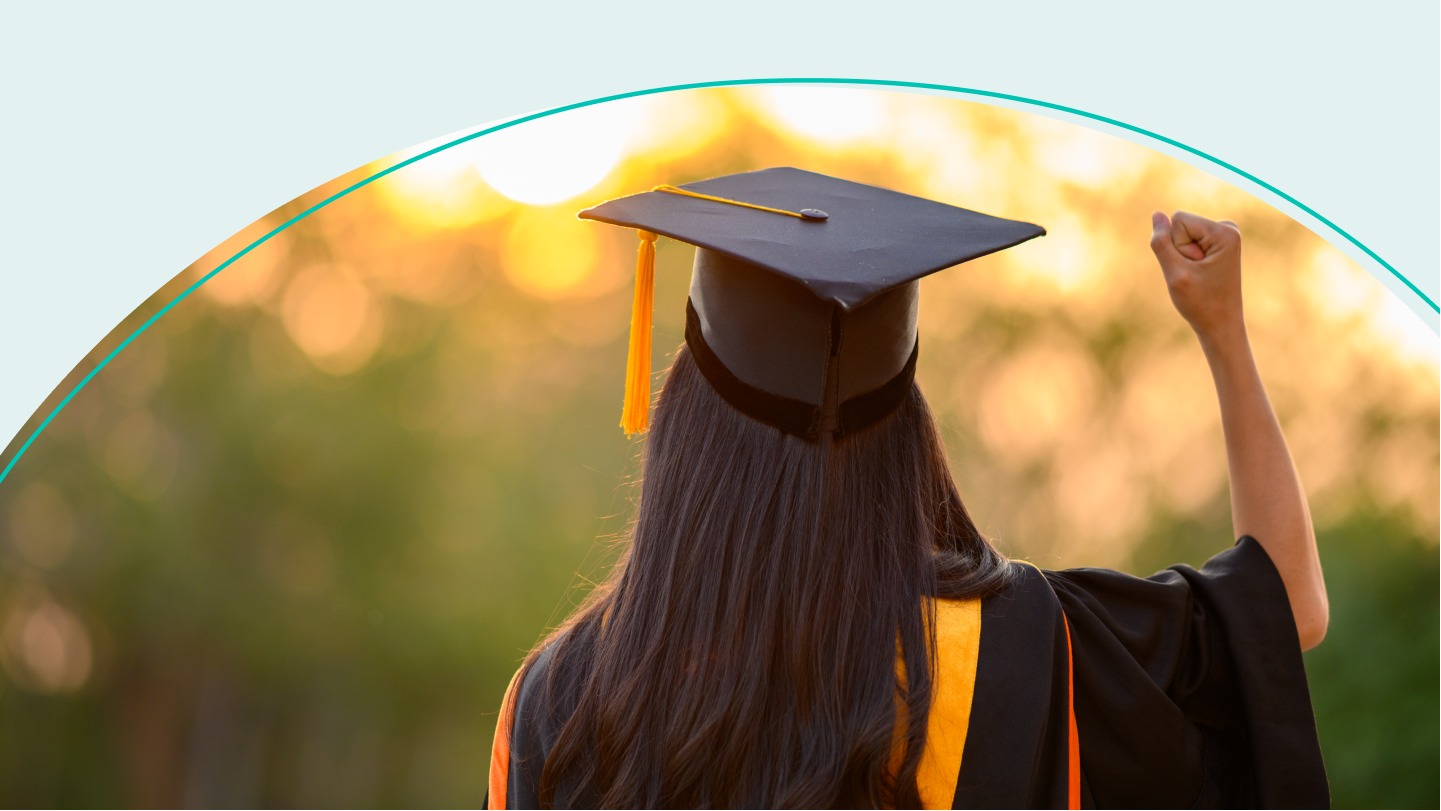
(0, 88, 1435, 807)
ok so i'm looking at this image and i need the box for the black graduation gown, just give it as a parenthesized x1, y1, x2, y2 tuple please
(488, 537, 1328, 809)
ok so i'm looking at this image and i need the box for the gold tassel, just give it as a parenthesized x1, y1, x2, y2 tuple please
(621, 229, 658, 435)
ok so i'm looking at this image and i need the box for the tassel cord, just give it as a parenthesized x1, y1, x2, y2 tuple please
(620, 229, 658, 435)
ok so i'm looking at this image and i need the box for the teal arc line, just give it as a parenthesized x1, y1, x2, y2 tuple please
(1, 77, 1433, 487)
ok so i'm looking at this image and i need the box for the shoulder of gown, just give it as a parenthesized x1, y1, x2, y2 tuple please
(485, 640, 564, 810)
(1041, 536, 1329, 809)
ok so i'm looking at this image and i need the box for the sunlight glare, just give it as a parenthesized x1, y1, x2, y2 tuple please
(1009, 213, 1099, 293)
(1308, 246, 1439, 371)
(1373, 293, 1439, 371)
(378, 136, 513, 231)
(623, 93, 729, 162)
(1023, 115, 1143, 189)
(474, 104, 631, 205)
(753, 87, 888, 144)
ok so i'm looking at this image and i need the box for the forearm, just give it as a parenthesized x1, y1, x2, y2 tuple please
(1198, 324, 1328, 650)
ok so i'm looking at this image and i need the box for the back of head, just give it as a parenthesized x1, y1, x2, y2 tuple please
(529, 347, 1011, 808)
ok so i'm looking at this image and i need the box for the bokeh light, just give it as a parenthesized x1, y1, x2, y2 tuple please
(6, 482, 77, 569)
(1, 588, 92, 694)
(281, 265, 385, 375)
(502, 207, 607, 299)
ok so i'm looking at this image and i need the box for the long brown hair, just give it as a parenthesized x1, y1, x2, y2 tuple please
(522, 346, 1010, 808)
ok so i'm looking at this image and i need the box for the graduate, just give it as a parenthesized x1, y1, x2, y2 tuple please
(485, 168, 1330, 809)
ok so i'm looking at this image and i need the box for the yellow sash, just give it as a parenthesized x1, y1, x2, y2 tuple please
(915, 597, 983, 810)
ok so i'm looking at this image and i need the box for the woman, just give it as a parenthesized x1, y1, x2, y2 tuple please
(486, 168, 1329, 809)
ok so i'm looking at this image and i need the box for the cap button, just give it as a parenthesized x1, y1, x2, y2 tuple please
(800, 209, 829, 221)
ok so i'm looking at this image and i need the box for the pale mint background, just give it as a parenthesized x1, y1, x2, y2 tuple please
(1, 1, 1437, 461)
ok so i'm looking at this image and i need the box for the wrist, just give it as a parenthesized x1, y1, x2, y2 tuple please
(1194, 318, 1249, 359)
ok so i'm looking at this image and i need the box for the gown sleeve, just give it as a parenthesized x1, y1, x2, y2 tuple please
(1043, 536, 1329, 809)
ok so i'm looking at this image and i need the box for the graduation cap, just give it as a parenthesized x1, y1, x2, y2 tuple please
(578, 167, 1044, 439)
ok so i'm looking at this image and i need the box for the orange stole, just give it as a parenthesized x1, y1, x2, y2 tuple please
(911, 597, 984, 810)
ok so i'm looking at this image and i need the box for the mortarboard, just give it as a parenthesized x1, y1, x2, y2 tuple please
(578, 167, 1045, 439)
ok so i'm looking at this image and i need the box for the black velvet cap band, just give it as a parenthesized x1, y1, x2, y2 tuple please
(684, 300, 821, 438)
(684, 299, 918, 439)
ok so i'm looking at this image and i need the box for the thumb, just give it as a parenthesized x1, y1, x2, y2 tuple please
(1149, 211, 1187, 270)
